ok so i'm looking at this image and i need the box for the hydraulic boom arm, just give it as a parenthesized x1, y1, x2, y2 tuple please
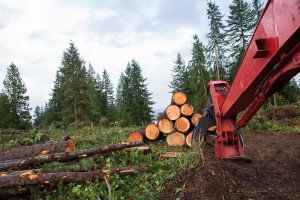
(193, 0, 300, 158)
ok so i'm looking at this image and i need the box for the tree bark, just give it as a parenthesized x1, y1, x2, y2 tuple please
(171, 92, 187, 106)
(175, 117, 190, 133)
(180, 103, 194, 117)
(0, 165, 147, 188)
(166, 131, 186, 147)
(0, 142, 143, 171)
(0, 140, 75, 162)
(157, 118, 174, 134)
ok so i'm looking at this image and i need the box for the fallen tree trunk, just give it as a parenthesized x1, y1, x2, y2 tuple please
(0, 165, 146, 188)
(175, 117, 190, 133)
(157, 118, 174, 134)
(0, 130, 28, 135)
(180, 103, 194, 117)
(166, 131, 186, 147)
(0, 142, 143, 171)
(0, 140, 75, 161)
(145, 124, 160, 140)
(172, 92, 187, 106)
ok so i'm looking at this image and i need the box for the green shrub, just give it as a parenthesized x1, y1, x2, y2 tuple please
(99, 117, 109, 128)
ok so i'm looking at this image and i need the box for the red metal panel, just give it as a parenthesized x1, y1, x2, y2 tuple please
(221, 0, 300, 117)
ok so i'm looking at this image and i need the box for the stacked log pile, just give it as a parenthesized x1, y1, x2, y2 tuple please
(128, 92, 203, 147)
(0, 138, 146, 197)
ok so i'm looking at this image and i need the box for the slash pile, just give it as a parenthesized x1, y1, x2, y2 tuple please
(0, 138, 146, 197)
(128, 92, 213, 147)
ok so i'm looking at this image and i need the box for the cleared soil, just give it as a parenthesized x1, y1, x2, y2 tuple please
(160, 131, 300, 200)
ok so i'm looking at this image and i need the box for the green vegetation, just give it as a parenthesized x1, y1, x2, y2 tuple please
(0, 127, 201, 199)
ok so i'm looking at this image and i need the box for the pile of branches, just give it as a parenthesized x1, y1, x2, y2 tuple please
(0, 137, 146, 197)
(128, 92, 216, 147)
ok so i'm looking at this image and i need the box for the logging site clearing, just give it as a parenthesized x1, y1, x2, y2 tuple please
(0, 103, 299, 199)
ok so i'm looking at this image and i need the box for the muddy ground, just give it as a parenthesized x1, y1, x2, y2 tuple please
(160, 131, 300, 200)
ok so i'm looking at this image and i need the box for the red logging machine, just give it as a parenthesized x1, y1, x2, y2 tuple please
(192, 0, 300, 158)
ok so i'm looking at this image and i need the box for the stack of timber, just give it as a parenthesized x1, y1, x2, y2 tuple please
(128, 91, 205, 147)
(0, 138, 146, 197)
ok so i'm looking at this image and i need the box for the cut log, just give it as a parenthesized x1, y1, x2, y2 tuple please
(0, 142, 143, 171)
(185, 132, 193, 147)
(0, 130, 28, 135)
(166, 132, 186, 147)
(0, 140, 75, 162)
(172, 92, 187, 106)
(145, 124, 160, 140)
(175, 117, 190, 133)
(0, 165, 147, 188)
(180, 103, 194, 117)
(157, 119, 174, 134)
(128, 130, 145, 143)
(165, 105, 181, 120)
(191, 113, 202, 125)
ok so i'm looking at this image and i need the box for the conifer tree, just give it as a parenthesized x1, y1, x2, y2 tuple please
(45, 42, 91, 127)
(34, 106, 45, 129)
(252, 0, 263, 24)
(187, 35, 210, 112)
(87, 64, 103, 124)
(206, 1, 227, 80)
(226, 0, 255, 83)
(3, 63, 31, 129)
(116, 60, 154, 126)
(101, 69, 115, 121)
(0, 93, 11, 129)
(169, 53, 187, 93)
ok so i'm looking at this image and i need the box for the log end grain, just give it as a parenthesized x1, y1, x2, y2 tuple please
(166, 105, 181, 120)
(180, 103, 194, 117)
(157, 119, 174, 134)
(128, 131, 144, 142)
(166, 132, 186, 147)
(191, 113, 202, 125)
(172, 92, 187, 106)
(175, 117, 190, 133)
(65, 140, 76, 152)
(145, 124, 160, 140)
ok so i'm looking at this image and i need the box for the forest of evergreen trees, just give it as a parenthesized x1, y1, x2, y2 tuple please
(0, 0, 299, 130)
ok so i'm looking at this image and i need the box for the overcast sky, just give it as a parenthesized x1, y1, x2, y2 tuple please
(0, 0, 298, 113)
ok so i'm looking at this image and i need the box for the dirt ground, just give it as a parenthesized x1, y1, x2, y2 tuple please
(160, 131, 300, 200)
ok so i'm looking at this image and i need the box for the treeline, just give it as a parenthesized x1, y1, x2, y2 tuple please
(169, 0, 300, 112)
(0, 0, 299, 130)
(0, 43, 154, 129)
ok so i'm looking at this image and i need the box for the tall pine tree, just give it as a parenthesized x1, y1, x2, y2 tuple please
(226, 0, 255, 83)
(252, 0, 263, 24)
(101, 69, 116, 121)
(206, 1, 227, 80)
(186, 35, 210, 112)
(0, 93, 11, 129)
(116, 60, 154, 126)
(169, 53, 187, 93)
(3, 63, 31, 129)
(45, 42, 91, 127)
